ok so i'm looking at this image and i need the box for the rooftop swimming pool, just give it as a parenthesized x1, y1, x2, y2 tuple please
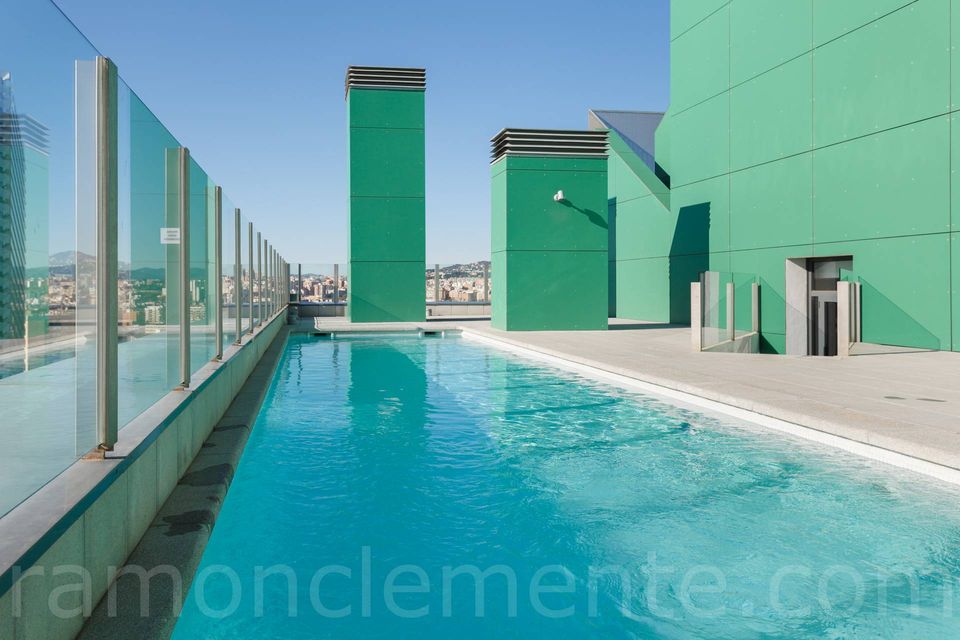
(172, 333, 960, 639)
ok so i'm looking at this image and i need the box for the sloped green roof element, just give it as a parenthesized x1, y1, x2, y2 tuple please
(607, 128, 670, 210)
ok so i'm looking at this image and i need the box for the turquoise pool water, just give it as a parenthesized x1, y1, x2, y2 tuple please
(172, 334, 960, 639)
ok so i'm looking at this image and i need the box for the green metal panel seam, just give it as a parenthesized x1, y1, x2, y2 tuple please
(671, 0, 732, 43)
(670, 0, 922, 122)
(673, 109, 957, 191)
(952, 0, 956, 351)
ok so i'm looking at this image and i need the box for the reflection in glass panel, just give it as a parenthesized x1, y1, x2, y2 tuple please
(117, 86, 181, 428)
(240, 215, 251, 333)
(0, 0, 100, 517)
(221, 194, 236, 348)
(188, 158, 216, 371)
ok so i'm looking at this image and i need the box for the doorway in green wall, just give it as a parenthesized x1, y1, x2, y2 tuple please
(808, 257, 852, 356)
(786, 256, 853, 356)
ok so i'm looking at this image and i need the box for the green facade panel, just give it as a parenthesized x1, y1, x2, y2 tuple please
(670, 93, 730, 187)
(349, 197, 426, 262)
(494, 250, 608, 331)
(953, 0, 960, 110)
(347, 82, 425, 323)
(730, 55, 812, 170)
(347, 89, 424, 129)
(614, 258, 670, 322)
(614, 195, 674, 261)
(659, 0, 957, 353)
(670, 5, 730, 113)
(670, 176, 729, 255)
(812, 0, 949, 147)
(813, 117, 950, 243)
(730, 153, 812, 251)
(348, 127, 426, 198)
(730, 0, 811, 84)
(671, 0, 729, 41)
(811, 0, 915, 46)
(953, 112, 960, 232)
(491, 152, 608, 331)
(348, 261, 425, 323)
(491, 251, 508, 328)
(502, 166, 608, 252)
(953, 233, 959, 351)
(602, 126, 690, 322)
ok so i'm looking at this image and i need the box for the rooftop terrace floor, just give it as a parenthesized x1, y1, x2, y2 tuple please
(303, 316, 960, 478)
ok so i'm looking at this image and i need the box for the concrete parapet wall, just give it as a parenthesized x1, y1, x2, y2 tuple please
(0, 311, 287, 640)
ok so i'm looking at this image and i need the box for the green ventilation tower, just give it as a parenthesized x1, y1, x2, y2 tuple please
(490, 129, 609, 331)
(346, 66, 426, 323)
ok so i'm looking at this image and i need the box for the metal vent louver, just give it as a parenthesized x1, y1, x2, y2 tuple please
(345, 66, 426, 97)
(491, 129, 608, 163)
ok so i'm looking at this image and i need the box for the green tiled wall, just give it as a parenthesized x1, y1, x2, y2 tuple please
(491, 156, 608, 330)
(663, 0, 959, 352)
(604, 129, 701, 323)
(347, 88, 425, 322)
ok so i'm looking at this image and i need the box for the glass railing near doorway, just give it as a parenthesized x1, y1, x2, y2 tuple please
(699, 271, 758, 351)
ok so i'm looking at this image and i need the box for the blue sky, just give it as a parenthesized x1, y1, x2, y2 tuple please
(54, 0, 670, 264)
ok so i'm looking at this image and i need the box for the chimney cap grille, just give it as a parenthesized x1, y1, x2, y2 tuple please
(491, 128, 608, 163)
(346, 66, 426, 96)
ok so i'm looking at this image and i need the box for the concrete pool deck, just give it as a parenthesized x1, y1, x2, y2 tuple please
(303, 317, 960, 477)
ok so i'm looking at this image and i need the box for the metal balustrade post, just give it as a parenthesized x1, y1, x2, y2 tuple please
(234, 209, 242, 344)
(95, 56, 118, 452)
(247, 222, 254, 334)
(434, 263, 440, 302)
(725, 281, 735, 343)
(854, 282, 862, 342)
(690, 282, 702, 352)
(260, 240, 271, 324)
(214, 186, 223, 359)
(178, 147, 191, 387)
(483, 262, 489, 303)
(256, 232, 262, 327)
(333, 264, 340, 305)
(262, 238, 268, 320)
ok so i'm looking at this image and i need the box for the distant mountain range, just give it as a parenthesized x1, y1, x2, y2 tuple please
(49, 250, 97, 268)
(39, 252, 164, 279)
